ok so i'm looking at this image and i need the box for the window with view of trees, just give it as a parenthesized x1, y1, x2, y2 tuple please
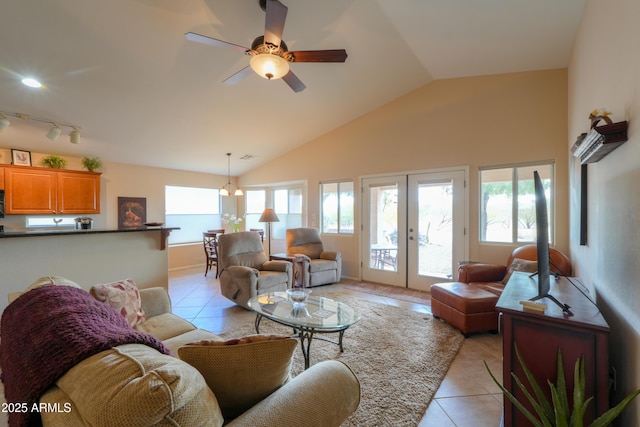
(479, 162, 554, 244)
(165, 185, 220, 244)
(321, 181, 354, 234)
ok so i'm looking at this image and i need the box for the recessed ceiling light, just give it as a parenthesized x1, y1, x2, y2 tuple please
(21, 77, 42, 88)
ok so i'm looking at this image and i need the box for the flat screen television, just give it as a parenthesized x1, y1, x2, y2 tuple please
(533, 170, 551, 297)
(530, 170, 572, 314)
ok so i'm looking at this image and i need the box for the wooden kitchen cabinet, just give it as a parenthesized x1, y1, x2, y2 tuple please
(57, 171, 100, 214)
(3, 166, 100, 214)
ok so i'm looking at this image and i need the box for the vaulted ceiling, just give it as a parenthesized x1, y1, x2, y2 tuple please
(0, 0, 585, 175)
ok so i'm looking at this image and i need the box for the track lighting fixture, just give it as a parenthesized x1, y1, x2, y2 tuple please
(220, 153, 243, 197)
(0, 111, 81, 144)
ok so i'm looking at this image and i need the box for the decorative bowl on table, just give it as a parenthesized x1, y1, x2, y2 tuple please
(286, 288, 311, 306)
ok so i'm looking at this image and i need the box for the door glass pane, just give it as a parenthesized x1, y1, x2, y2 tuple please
(418, 181, 453, 279)
(369, 184, 398, 271)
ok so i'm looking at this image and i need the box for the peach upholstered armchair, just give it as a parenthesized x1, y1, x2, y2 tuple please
(286, 228, 342, 287)
(217, 231, 292, 309)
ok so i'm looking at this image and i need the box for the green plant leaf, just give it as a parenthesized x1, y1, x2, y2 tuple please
(484, 360, 544, 427)
(512, 373, 554, 426)
(571, 356, 588, 427)
(591, 389, 640, 427)
(515, 345, 555, 422)
(549, 381, 569, 427)
(553, 349, 570, 424)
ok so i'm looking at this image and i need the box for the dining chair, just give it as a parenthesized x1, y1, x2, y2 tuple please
(203, 229, 225, 278)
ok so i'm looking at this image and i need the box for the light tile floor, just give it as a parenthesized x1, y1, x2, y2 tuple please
(170, 267, 504, 426)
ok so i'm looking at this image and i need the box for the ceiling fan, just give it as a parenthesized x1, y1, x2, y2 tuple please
(185, 0, 347, 93)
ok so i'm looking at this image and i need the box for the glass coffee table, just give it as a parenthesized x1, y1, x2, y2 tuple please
(247, 292, 361, 369)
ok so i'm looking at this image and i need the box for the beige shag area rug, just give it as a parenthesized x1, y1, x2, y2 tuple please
(221, 294, 463, 426)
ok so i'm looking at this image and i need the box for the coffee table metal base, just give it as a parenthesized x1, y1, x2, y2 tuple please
(254, 313, 349, 369)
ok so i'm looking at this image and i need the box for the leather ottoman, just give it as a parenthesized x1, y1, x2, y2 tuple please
(430, 282, 499, 337)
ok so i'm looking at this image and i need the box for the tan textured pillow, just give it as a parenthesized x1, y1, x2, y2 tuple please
(178, 335, 297, 420)
(90, 279, 146, 327)
(502, 258, 538, 284)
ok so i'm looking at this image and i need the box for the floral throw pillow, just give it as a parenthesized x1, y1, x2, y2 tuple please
(90, 279, 146, 328)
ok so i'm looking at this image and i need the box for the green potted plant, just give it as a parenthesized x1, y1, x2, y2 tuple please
(41, 154, 67, 169)
(81, 156, 102, 172)
(485, 345, 640, 426)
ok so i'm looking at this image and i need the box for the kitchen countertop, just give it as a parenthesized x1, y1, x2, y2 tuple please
(0, 226, 179, 249)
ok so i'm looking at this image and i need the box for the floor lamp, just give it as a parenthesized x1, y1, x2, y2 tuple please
(258, 208, 280, 255)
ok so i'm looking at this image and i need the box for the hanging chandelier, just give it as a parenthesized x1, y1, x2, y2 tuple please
(220, 153, 243, 196)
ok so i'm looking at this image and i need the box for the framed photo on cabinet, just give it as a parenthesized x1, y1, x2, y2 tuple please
(11, 149, 31, 166)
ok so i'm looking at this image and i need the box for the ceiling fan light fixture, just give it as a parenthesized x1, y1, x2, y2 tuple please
(250, 53, 289, 80)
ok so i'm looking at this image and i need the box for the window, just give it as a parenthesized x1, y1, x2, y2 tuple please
(479, 162, 554, 244)
(245, 189, 266, 232)
(244, 186, 304, 239)
(321, 181, 354, 234)
(272, 187, 303, 239)
(165, 185, 220, 244)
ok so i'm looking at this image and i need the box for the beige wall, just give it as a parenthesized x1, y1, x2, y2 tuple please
(241, 69, 570, 276)
(568, 0, 640, 423)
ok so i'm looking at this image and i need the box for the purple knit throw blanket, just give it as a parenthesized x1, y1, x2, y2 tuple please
(0, 285, 171, 427)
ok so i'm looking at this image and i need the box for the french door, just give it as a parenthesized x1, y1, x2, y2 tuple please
(362, 169, 467, 291)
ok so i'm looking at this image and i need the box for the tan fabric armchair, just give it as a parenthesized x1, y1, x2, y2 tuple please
(218, 231, 292, 308)
(286, 228, 342, 287)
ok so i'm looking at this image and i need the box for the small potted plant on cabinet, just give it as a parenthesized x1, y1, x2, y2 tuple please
(41, 154, 67, 169)
(81, 156, 102, 172)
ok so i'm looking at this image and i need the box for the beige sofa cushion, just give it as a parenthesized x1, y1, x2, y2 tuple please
(135, 312, 197, 341)
(178, 335, 297, 420)
(47, 343, 224, 427)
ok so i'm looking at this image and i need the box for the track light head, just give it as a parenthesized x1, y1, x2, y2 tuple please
(46, 124, 62, 141)
(69, 128, 80, 144)
(0, 114, 9, 132)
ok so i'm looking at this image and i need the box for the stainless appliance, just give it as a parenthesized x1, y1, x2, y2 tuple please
(75, 217, 93, 230)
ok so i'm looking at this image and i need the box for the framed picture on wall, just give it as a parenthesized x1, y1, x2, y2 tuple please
(11, 149, 31, 166)
(118, 197, 147, 229)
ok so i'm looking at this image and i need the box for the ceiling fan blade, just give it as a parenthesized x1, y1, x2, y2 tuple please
(287, 49, 348, 63)
(184, 32, 249, 54)
(264, 0, 288, 47)
(223, 66, 254, 85)
(282, 70, 306, 93)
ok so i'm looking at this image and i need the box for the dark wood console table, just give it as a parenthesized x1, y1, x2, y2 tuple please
(496, 272, 610, 426)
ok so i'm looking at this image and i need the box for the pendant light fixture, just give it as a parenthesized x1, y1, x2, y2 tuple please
(220, 153, 243, 197)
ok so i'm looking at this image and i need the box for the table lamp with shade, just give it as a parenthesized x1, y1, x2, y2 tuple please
(258, 208, 280, 255)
